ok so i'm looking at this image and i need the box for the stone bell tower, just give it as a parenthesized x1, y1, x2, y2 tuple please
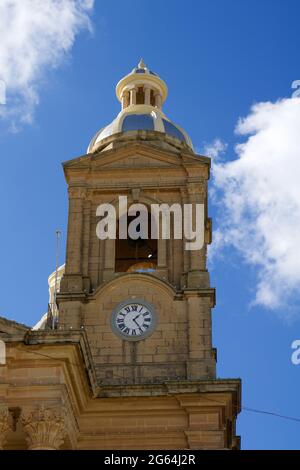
(53, 59, 241, 449)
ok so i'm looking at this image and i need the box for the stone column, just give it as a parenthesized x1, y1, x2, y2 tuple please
(121, 91, 129, 109)
(154, 92, 162, 108)
(130, 87, 137, 106)
(22, 406, 67, 450)
(0, 405, 11, 450)
(144, 86, 151, 105)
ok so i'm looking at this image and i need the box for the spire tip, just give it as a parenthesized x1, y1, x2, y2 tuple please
(138, 58, 146, 69)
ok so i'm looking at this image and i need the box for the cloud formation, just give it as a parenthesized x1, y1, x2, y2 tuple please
(0, 0, 94, 128)
(206, 97, 300, 312)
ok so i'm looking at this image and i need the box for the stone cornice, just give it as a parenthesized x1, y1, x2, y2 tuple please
(63, 139, 209, 171)
(27, 330, 95, 380)
(95, 379, 241, 413)
(90, 131, 192, 156)
(0, 316, 30, 335)
(13, 330, 98, 397)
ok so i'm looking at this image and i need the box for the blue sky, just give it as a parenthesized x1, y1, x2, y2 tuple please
(0, 0, 300, 449)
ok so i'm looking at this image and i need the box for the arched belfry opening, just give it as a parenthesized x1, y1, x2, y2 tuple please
(115, 210, 158, 273)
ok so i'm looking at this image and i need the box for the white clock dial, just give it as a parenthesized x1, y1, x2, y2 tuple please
(111, 300, 156, 341)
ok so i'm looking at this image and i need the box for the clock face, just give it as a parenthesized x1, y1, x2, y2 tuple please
(111, 300, 156, 341)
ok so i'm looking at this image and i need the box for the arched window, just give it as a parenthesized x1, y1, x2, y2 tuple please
(115, 211, 157, 273)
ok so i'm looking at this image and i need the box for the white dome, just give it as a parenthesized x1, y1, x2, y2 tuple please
(87, 105, 193, 153)
(87, 60, 194, 153)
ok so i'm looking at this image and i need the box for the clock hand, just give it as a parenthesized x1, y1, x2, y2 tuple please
(133, 312, 143, 322)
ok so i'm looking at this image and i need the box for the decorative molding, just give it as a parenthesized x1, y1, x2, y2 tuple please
(186, 182, 206, 197)
(131, 187, 141, 202)
(22, 406, 67, 450)
(68, 187, 87, 199)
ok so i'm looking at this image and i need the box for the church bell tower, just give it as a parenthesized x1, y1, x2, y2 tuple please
(55, 60, 241, 450)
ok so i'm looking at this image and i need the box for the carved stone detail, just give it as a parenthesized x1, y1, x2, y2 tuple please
(0, 405, 11, 450)
(68, 187, 87, 199)
(131, 187, 141, 202)
(22, 406, 67, 450)
(186, 182, 206, 198)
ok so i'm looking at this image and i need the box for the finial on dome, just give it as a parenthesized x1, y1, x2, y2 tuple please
(138, 58, 146, 69)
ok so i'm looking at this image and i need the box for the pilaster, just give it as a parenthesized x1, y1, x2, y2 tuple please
(185, 182, 210, 288)
(61, 186, 86, 293)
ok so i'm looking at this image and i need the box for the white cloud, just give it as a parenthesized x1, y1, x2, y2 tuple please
(0, 0, 94, 128)
(206, 97, 300, 313)
(202, 138, 227, 162)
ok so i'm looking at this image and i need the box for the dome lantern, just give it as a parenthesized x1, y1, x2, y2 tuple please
(116, 59, 168, 110)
